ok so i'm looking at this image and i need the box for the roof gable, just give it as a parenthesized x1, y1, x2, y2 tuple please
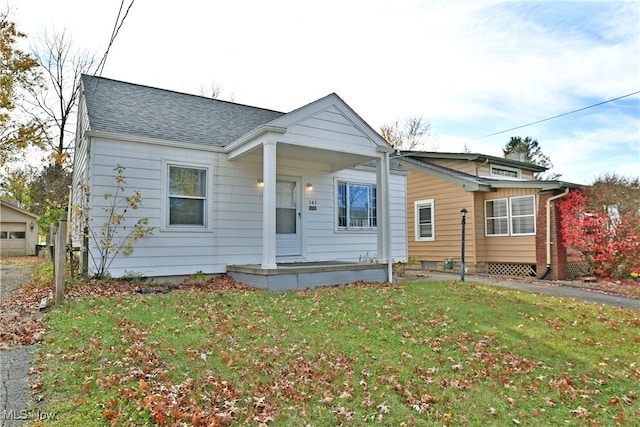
(265, 93, 390, 150)
(1, 200, 39, 219)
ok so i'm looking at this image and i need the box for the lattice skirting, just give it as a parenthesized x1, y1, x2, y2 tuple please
(567, 260, 590, 279)
(487, 263, 537, 277)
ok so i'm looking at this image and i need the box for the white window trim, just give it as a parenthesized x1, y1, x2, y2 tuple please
(485, 195, 537, 237)
(414, 199, 435, 241)
(485, 198, 509, 237)
(335, 179, 377, 233)
(490, 164, 521, 178)
(510, 195, 536, 236)
(161, 160, 213, 232)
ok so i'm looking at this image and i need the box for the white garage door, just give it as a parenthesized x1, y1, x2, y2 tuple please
(1, 222, 27, 256)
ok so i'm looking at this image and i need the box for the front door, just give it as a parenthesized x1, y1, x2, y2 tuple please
(276, 177, 301, 257)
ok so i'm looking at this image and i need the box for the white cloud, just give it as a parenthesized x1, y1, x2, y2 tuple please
(9, 0, 639, 185)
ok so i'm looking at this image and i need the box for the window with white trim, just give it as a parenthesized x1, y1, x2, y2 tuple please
(510, 195, 535, 235)
(485, 198, 509, 236)
(491, 165, 520, 178)
(337, 181, 376, 230)
(415, 199, 434, 241)
(168, 165, 207, 226)
(485, 195, 536, 236)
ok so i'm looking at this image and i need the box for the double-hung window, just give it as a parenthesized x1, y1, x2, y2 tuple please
(485, 195, 536, 236)
(337, 181, 376, 230)
(415, 199, 434, 241)
(168, 166, 207, 227)
(485, 198, 509, 236)
(510, 195, 535, 235)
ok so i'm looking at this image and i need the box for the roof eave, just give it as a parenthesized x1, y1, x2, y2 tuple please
(488, 180, 583, 190)
(85, 131, 227, 152)
(395, 156, 493, 192)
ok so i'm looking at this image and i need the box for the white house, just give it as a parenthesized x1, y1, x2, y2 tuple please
(71, 75, 407, 289)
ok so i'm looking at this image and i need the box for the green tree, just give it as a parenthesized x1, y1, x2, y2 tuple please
(0, 166, 33, 206)
(0, 162, 71, 239)
(28, 162, 71, 215)
(0, 9, 44, 166)
(503, 136, 560, 180)
(585, 173, 640, 215)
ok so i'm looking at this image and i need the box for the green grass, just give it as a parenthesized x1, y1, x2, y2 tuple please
(33, 281, 639, 426)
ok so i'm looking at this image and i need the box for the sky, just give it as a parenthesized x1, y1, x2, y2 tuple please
(11, 0, 640, 185)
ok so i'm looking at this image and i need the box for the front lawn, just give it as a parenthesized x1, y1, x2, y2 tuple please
(32, 278, 639, 425)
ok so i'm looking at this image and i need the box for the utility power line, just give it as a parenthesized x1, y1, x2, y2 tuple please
(95, 0, 136, 76)
(466, 90, 640, 142)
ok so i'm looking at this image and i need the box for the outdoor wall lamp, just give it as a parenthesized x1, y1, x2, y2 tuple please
(30, 222, 35, 231)
(460, 208, 467, 282)
(257, 179, 264, 188)
(306, 183, 313, 191)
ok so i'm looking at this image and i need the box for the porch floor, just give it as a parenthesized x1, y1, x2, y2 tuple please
(227, 261, 388, 291)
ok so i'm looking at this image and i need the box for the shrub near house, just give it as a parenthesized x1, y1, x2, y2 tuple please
(560, 188, 640, 280)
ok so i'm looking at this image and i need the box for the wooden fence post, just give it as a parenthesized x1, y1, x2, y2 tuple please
(55, 220, 67, 305)
(82, 226, 89, 276)
(49, 224, 55, 262)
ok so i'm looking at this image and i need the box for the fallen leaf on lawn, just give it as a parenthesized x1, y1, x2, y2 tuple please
(377, 403, 390, 414)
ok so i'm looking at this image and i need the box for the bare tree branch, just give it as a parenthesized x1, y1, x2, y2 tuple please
(23, 29, 97, 167)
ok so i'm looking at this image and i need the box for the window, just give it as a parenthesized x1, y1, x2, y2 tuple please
(485, 198, 509, 236)
(337, 181, 376, 230)
(511, 195, 535, 235)
(276, 181, 297, 234)
(168, 166, 207, 226)
(491, 165, 520, 178)
(9, 231, 26, 239)
(0, 232, 6, 239)
(415, 199, 434, 241)
(485, 195, 536, 236)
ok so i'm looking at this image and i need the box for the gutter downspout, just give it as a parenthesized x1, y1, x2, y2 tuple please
(538, 187, 570, 279)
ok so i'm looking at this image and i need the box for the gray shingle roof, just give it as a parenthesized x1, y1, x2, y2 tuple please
(80, 75, 285, 147)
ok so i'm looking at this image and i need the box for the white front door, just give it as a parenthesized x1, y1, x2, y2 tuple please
(276, 177, 301, 257)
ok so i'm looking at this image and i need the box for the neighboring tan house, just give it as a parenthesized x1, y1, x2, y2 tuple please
(70, 75, 407, 290)
(0, 200, 39, 257)
(396, 152, 581, 281)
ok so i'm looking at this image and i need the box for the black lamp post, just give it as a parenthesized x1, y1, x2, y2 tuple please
(460, 208, 467, 281)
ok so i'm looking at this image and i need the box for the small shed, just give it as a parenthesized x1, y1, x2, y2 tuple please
(0, 200, 39, 257)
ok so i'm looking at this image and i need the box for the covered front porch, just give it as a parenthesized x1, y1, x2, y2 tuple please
(227, 261, 388, 291)
(225, 93, 397, 285)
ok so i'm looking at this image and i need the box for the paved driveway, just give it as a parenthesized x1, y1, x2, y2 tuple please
(412, 270, 640, 311)
(1, 258, 39, 427)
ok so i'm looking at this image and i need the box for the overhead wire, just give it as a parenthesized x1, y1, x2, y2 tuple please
(94, 0, 136, 77)
(465, 90, 640, 142)
(86, 0, 135, 109)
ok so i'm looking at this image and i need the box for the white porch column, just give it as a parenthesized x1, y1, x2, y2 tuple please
(261, 141, 277, 269)
(376, 150, 392, 282)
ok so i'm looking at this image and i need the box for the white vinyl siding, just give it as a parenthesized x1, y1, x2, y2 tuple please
(82, 138, 407, 278)
(414, 199, 434, 241)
